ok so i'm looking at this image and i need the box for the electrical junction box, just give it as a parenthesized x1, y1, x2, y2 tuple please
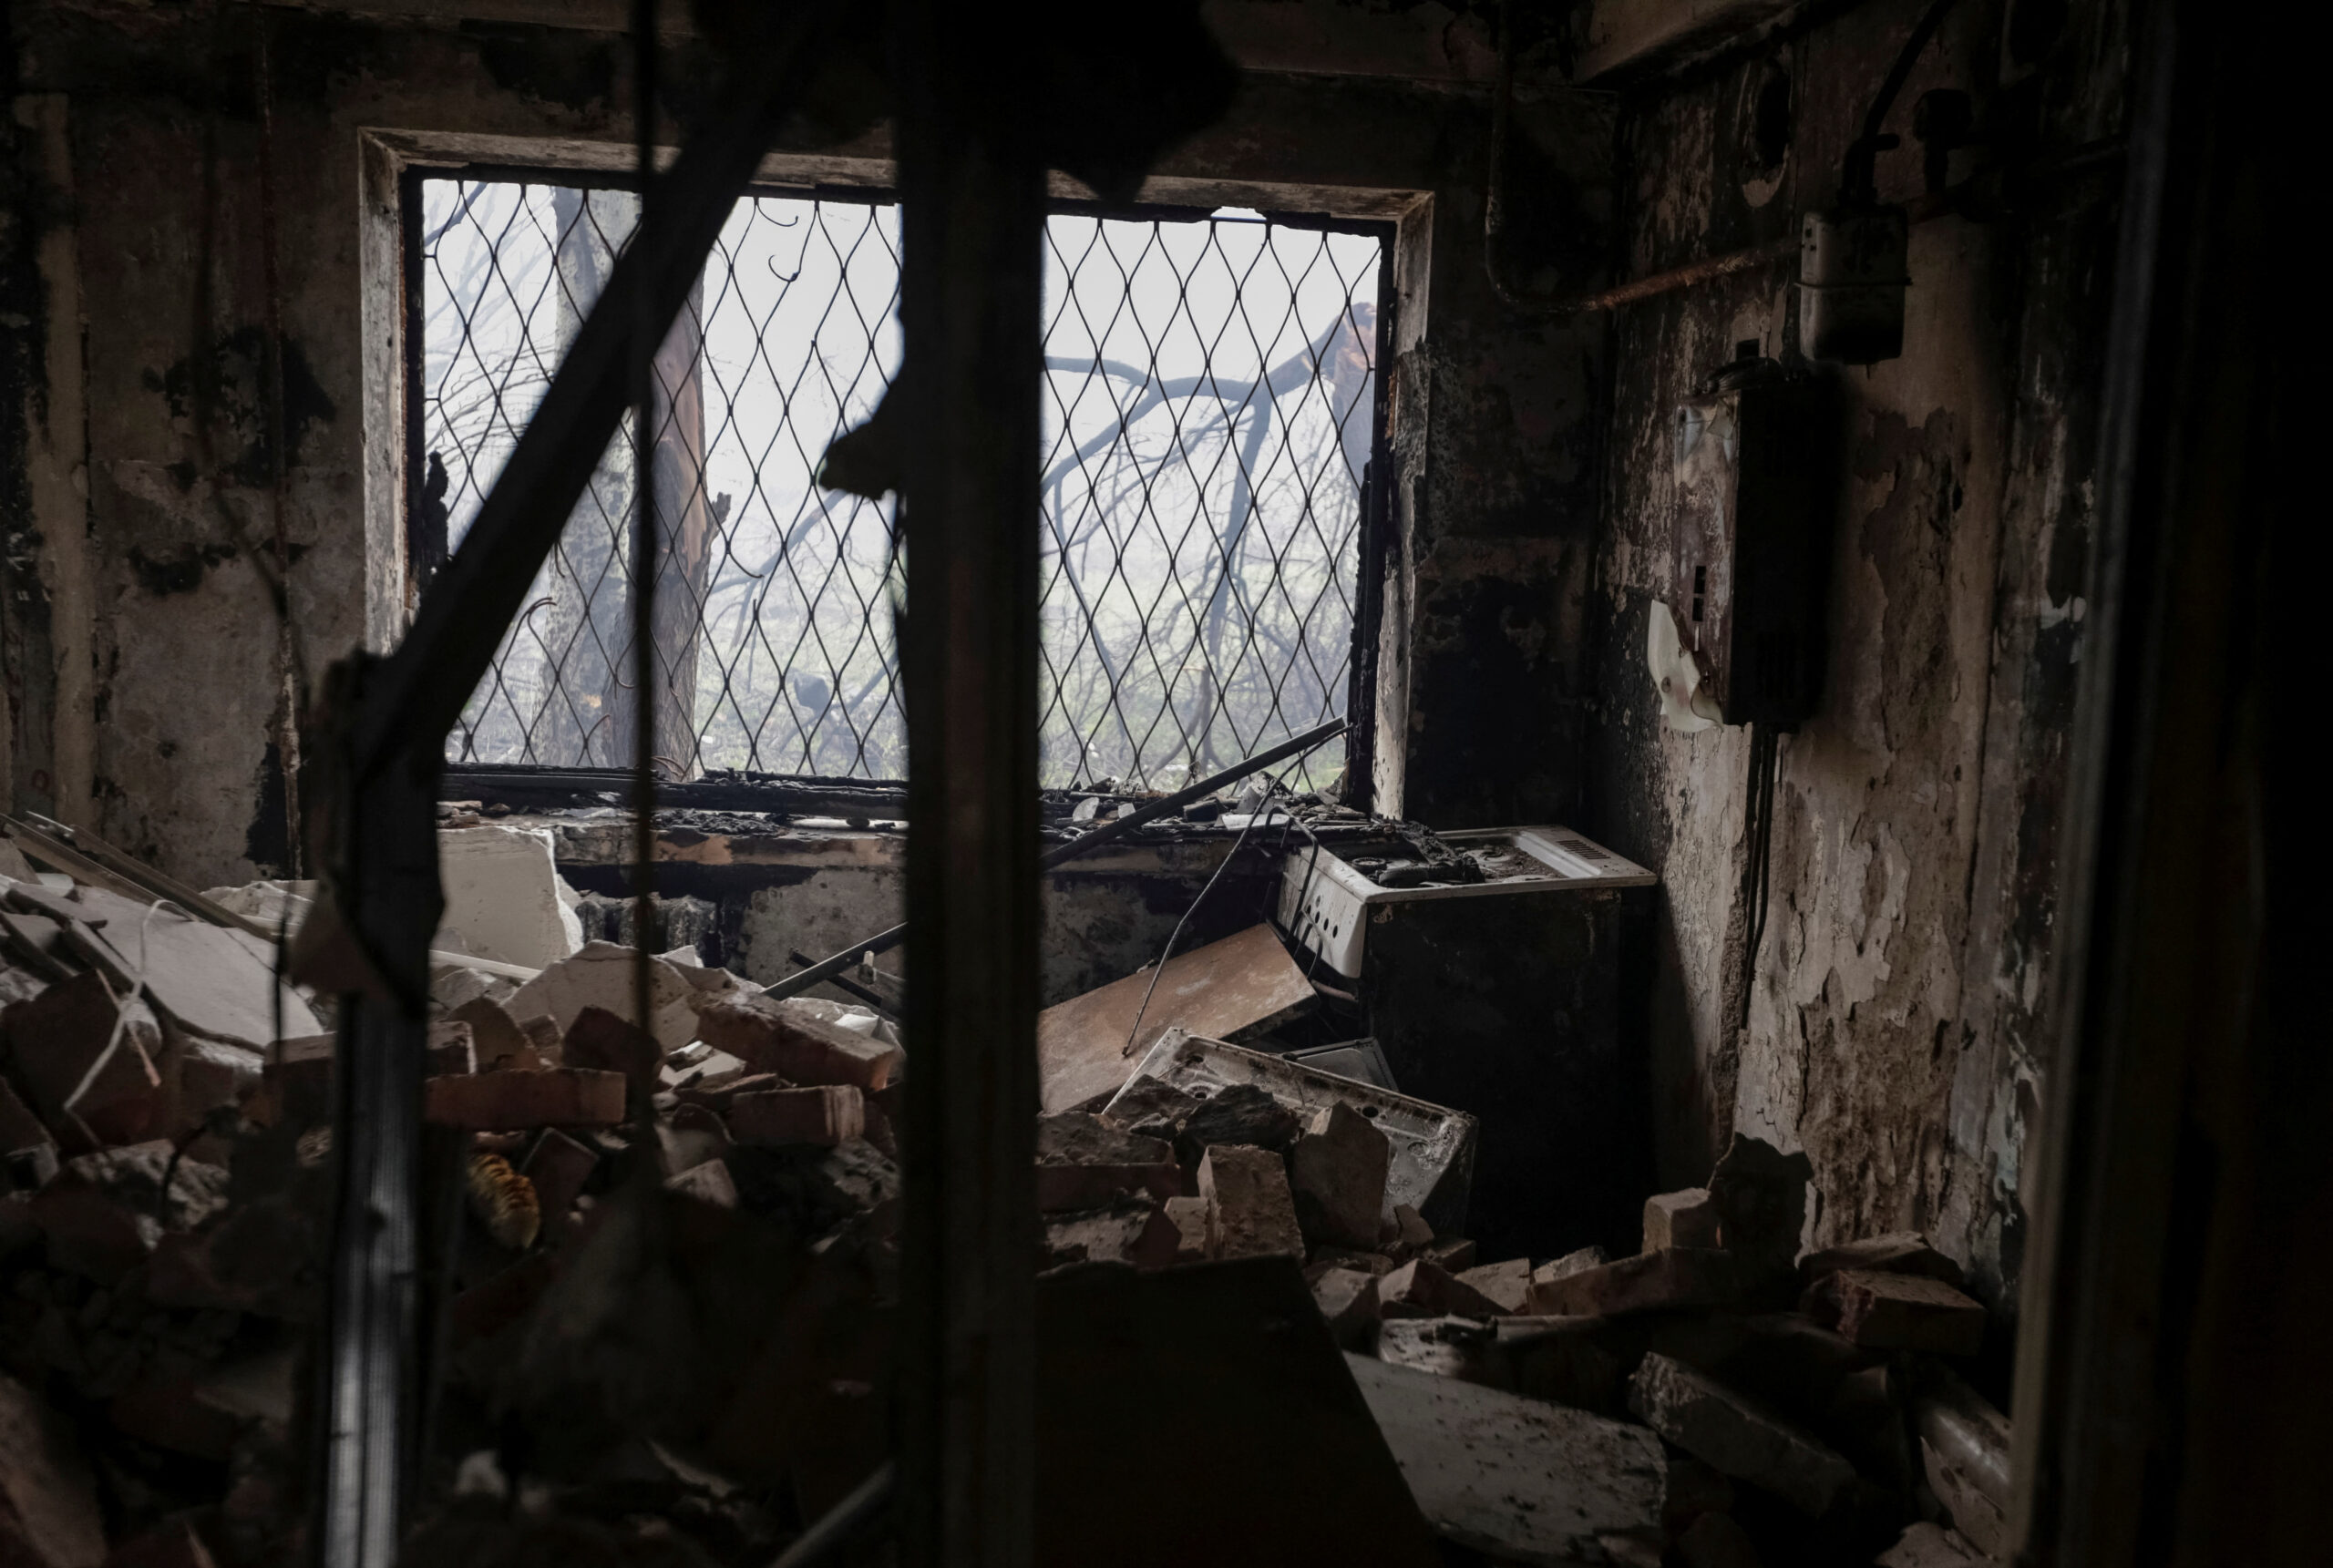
(1800, 204, 1908, 364)
(1660, 361, 1832, 730)
(1274, 825, 1656, 1263)
(1276, 825, 1654, 981)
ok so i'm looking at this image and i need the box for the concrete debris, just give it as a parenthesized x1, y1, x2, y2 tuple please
(690, 990, 903, 1091)
(1036, 923, 1316, 1112)
(1530, 1246, 1739, 1317)
(1675, 1509, 1763, 1568)
(1643, 1186, 1721, 1251)
(1174, 1081, 1303, 1165)
(1197, 1144, 1304, 1260)
(728, 1085, 865, 1148)
(0, 815, 2020, 1567)
(1350, 1351, 1669, 1564)
(1705, 1134, 1814, 1285)
(1800, 1231, 1966, 1289)
(1376, 1313, 1496, 1378)
(451, 994, 533, 1069)
(1454, 1255, 1532, 1313)
(559, 1005, 662, 1102)
(0, 1368, 108, 1568)
(1310, 1266, 1382, 1348)
(1534, 1244, 1608, 1286)
(1161, 1194, 1209, 1262)
(1288, 1100, 1391, 1248)
(1116, 1030, 1477, 1236)
(4, 972, 165, 1149)
(1378, 1256, 1506, 1319)
(507, 941, 698, 1054)
(424, 1067, 627, 1129)
(519, 1128, 599, 1232)
(1041, 1199, 1180, 1272)
(1033, 1113, 1181, 1211)
(1628, 1352, 1858, 1518)
(1876, 1522, 1989, 1566)
(435, 825, 586, 969)
(1811, 1269, 1987, 1356)
(663, 1157, 739, 1210)
(1093, 1072, 1200, 1141)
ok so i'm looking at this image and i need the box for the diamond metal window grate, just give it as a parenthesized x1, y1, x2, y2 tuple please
(413, 177, 1385, 793)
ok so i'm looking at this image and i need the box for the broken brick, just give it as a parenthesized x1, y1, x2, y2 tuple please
(1529, 1247, 1738, 1317)
(1706, 1134, 1813, 1283)
(1455, 1256, 1532, 1314)
(450, 994, 533, 1070)
(1813, 1269, 1986, 1356)
(690, 990, 902, 1091)
(1096, 1073, 1200, 1141)
(1642, 1187, 1721, 1251)
(1287, 1100, 1389, 1249)
(426, 1020, 476, 1077)
(1161, 1194, 1208, 1263)
(1175, 1083, 1303, 1166)
(1197, 1144, 1303, 1260)
(520, 1127, 600, 1225)
(1379, 1256, 1506, 1319)
(665, 1157, 739, 1209)
(1421, 1237, 1477, 1273)
(0, 1368, 107, 1567)
(1034, 1113, 1181, 1211)
(727, 1085, 864, 1147)
(4, 970, 165, 1147)
(1801, 1231, 1966, 1289)
(1041, 1199, 1179, 1271)
(1535, 1245, 1608, 1287)
(561, 1005, 662, 1100)
(424, 1067, 626, 1130)
(1310, 1266, 1382, 1350)
(1629, 1352, 1857, 1517)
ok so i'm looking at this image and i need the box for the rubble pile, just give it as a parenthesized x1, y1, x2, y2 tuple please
(0, 845, 910, 1565)
(0, 815, 2013, 1568)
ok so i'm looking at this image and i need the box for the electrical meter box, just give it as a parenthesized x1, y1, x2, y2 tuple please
(1670, 362, 1833, 728)
(1275, 827, 1656, 1262)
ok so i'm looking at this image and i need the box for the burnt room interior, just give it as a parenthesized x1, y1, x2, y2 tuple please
(0, 0, 2310, 1564)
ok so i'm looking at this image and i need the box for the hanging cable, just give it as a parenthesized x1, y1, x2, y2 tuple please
(1843, 0, 1963, 202)
(1736, 724, 1780, 1035)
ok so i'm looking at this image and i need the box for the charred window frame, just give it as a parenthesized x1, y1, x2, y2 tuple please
(402, 166, 1394, 808)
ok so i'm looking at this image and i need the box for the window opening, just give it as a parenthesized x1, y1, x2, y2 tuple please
(413, 175, 1386, 793)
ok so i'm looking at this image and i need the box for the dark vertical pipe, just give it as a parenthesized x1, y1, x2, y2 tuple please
(890, 1, 1043, 1561)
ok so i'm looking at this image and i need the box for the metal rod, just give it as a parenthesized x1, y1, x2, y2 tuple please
(760, 715, 1347, 1002)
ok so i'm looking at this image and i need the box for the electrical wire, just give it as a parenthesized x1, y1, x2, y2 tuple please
(1118, 731, 1341, 1060)
(1737, 724, 1781, 1035)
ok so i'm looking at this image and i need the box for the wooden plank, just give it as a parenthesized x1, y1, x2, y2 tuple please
(1036, 923, 1315, 1113)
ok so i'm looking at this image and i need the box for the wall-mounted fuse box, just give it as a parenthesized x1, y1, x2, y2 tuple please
(1666, 361, 1833, 729)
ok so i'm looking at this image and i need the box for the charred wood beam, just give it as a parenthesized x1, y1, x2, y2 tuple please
(441, 764, 910, 818)
(889, 6, 1047, 1557)
(311, 10, 841, 1563)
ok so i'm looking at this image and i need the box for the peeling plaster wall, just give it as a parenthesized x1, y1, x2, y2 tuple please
(1586, 0, 2131, 1346)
